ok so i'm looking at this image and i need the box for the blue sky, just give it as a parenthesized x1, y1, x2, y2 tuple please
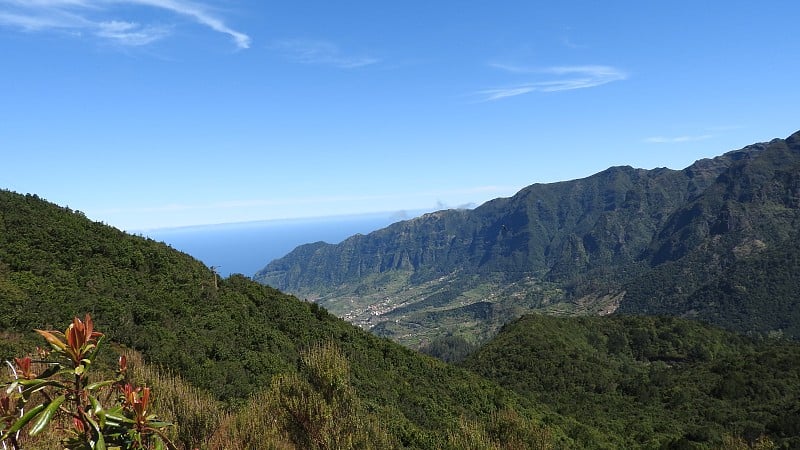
(2, 1, 799, 231)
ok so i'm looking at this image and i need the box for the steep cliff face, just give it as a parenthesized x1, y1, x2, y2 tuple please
(255, 131, 800, 344)
(258, 165, 710, 290)
(620, 131, 800, 337)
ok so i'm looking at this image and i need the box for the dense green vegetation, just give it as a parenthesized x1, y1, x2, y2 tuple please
(255, 164, 707, 344)
(4, 126, 800, 449)
(256, 130, 800, 345)
(462, 314, 800, 449)
(419, 334, 477, 363)
(620, 134, 800, 338)
(0, 189, 573, 448)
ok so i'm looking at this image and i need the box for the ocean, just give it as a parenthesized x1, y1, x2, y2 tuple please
(143, 211, 424, 278)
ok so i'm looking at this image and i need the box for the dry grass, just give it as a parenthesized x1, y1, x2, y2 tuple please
(123, 350, 228, 450)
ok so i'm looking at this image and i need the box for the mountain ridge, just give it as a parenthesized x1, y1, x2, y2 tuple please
(2, 148, 800, 446)
(255, 130, 800, 345)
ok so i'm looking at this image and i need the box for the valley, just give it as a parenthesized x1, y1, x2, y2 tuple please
(2, 130, 800, 448)
(4, 2, 800, 448)
(257, 131, 800, 348)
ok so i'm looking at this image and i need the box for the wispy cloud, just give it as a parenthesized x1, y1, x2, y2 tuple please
(0, 6, 89, 30)
(476, 64, 627, 101)
(96, 20, 170, 46)
(269, 39, 379, 68)
(122, 0, 250, 49)
(643, 125, 744, 144)
(0, 0, 250, 48)
(643, 134, 714, 144)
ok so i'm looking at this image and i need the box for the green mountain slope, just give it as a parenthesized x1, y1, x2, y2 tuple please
(620, 133, 800, 337)
(254, 166, 712, 345)
(461, 313, 800, 448)
(3, 189, 798, 448)
(0, 189, 582, 448)
(255, 130, 800, 345)
(257, 164, 711, 291)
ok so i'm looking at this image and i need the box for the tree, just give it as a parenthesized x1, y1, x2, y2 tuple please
(215, 342, 395, 450)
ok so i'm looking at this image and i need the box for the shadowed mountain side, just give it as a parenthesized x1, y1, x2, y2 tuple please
(256, 130, 800, 344)
(258, 165, 710, 290)
(621, 133, 800, 337)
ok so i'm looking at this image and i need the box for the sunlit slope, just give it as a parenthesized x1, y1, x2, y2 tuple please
(257, 130, 800, 344)
(462, 313, 800, 448)
(0, 189, 584, 447)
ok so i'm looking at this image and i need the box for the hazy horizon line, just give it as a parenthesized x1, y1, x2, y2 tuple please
(133, 207, 437, 234)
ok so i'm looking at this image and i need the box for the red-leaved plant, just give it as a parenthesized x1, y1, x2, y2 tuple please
(0, 314, 176, 450)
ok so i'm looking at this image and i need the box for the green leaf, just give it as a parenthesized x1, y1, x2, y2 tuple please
(87, 335, 105, 365)
(29, 394, 65, 436)
(103, 407, 134, 425)
(86, 415, 106, 450)
(20, 379, 66, 397)
(0, 403, 45, 440)
(36, 363, 61, 379)
(19, 378, 63, 388)
(86, 379, 115, 391)
(89, 394, 102, 414)
(146, 420, 173, 429)
(57, 367, 76, 377)
(95, 431, 107, 450)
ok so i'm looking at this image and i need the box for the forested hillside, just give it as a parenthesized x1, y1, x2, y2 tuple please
(620, 133, 800, 338)
(462, 314, 800, 448)
(0, 189, 572, 448)
(256, 130, 800, 345)
(1, 189, 797, 448)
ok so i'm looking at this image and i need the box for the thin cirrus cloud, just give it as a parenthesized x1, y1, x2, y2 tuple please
(0, 0, 250, 48)
(96, 20, 170, 46)
(644, 125, 741, 144)
(124, 0, 250, 49)
(269, 39, 380, 69)
(476, 64, 628, 101)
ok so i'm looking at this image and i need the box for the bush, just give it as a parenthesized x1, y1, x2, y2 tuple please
(0, 314, 176, 450)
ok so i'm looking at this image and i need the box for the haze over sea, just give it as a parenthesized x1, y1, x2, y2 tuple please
(142, 210, 426, 278)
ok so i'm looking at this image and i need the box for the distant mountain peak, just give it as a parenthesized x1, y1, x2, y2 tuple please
(255, 130, 800, 344)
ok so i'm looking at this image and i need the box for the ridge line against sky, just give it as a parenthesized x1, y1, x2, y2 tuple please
(2, 1, 799, 231)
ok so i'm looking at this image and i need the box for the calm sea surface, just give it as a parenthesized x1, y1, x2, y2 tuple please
(144, 211, 422, 278)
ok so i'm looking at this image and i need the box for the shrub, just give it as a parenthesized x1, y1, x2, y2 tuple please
(0, 314, 176, 450)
